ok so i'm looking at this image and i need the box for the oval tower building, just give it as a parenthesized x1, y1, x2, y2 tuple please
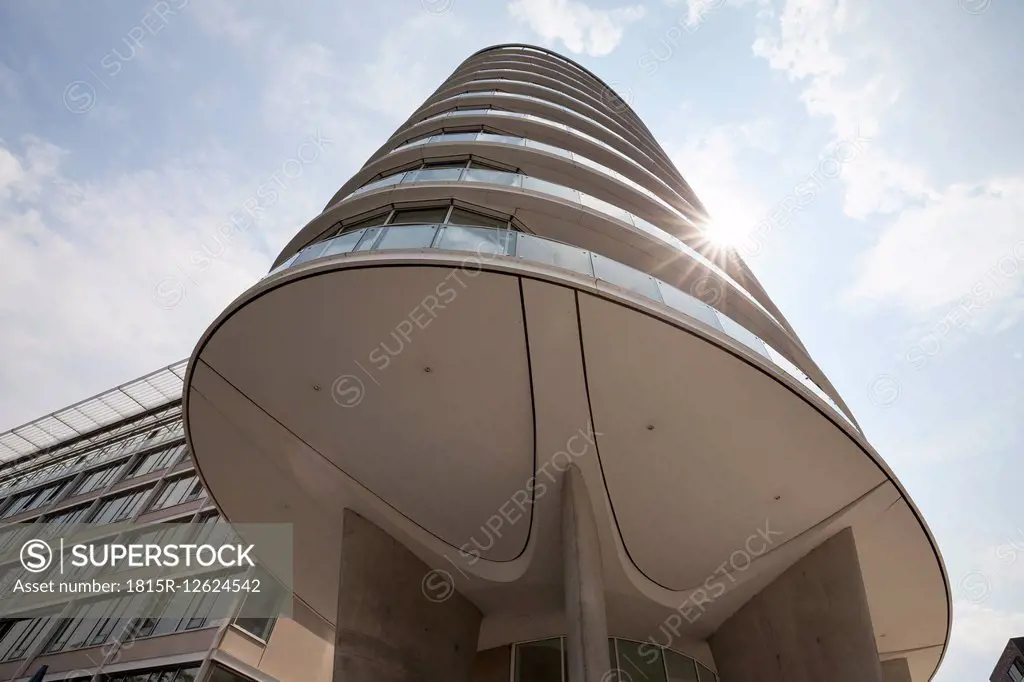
(183, 44, 950, 682)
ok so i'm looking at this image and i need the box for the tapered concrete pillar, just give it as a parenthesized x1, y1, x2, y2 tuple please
(562, 464, 612, 682)
(882, 658, 913, 682)
(710, 527, 883, 682)
(334, 510, 483, 682)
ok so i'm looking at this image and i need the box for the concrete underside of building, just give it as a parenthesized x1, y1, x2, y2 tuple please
(186, 257, 948, 682)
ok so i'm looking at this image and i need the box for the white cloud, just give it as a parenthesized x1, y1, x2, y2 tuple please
(953, 602, 1024, 655)
(350, 13, 469, 123)
(753, 0, 850, 80)
(845, 178, 1024, 324)
(508, 0, 646, 56)
(662, 0, 767, 30)
(751, 0, 913, 204)
(839, 145, 936, 219)
(0, 136, 65, 200)
(0, 134, 328, 428)
(753, 0, 1024, 331)
(189, 0, 266, 46)
(932, 602, 1024, 682)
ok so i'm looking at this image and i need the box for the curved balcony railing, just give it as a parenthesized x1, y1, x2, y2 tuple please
(335, 165, 784, 332)
(447, 67, 650, 146)
(411, 95, 696, 217)
(392, 130, 694, 230)
(415, 85, 683, 193)
(449, 74, 673, 170)
(267, 224, 857, 429)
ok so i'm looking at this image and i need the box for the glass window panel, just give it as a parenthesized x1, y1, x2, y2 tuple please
(2, 617, 50, 660)
(592, 255, 662, 301)
(524, 139, 571, 158)
(234, 569, 284, 641)
(92, 489, 148, 524)
(447, 108, 487, 117)
(174, 666, 200, 682)
(290, 241, 330, 267)
(478, 134, 523, 146)
(437, 226, 511, 258)
(462, 168, 521, 187)
(666, 650, 699, 682)
(616, 640, 667, 682)
(447, 208, 508, 230)
(437, 132, 480, 143)
(149, 670, 175, 682)
(580, 193, 635, 225)
(128, 446, 183, 478)
(696, 663, 716, 682)
(375, 173, 406, 188)
(716, 314, 770, 359)
(765, 344, 807, 383)
(516, 234, 593, 276)
(522, 176, 580, 203)
(515, 638, 563, 682)
(573, 153, 605, 173)
(353, 227, 384, 251)
(390, 207, 450, 225)
(632, 216, 667, 239)
(657, 283, 723, 331)
(267, 252, 299, 276)
(206, 666, 249, 682)
(397, 136, 429, 148)
(320, 230, 365, 257)
(73, 464, 122, 495)
(1, 491, 37, 518)
(410, 167, 465, 183)
(376, 225, 439, 250)
(341, 213, 389, 230)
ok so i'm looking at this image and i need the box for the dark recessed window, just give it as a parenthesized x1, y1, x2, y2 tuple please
(389, 207, 450, 225)
(515, 639, 562, 682)
(448, 208, 508, 230)
(339, 213, 390, 233)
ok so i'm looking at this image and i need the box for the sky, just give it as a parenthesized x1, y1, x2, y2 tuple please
(0, 0, 1022, 678)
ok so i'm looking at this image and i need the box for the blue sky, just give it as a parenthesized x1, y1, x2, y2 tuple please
(0, 0, 1022, 678)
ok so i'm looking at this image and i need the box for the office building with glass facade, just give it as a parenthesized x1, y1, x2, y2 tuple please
(991, 638, 1024, 682)
(0, 363, 301, 682)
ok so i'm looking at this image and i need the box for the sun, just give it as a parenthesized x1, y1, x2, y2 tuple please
(700, 219, 746, 250)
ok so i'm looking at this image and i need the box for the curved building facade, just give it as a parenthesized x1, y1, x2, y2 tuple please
(183, 45, 950, 682)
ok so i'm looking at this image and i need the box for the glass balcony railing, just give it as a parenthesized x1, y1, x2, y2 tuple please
(338, 165, 784, 331)
(267, 224, 857, 430)
(392, 131, 693, 231)
(414, 90, 690, 210)
(431, 78, 673, 178)
(452, 67, 648, 145)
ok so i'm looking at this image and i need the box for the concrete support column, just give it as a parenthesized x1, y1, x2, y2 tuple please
(333, 510, 482, 682)
(882, 658, 913, 682)
(562, 464, 612, 682)
(710, 527, 883, 682)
